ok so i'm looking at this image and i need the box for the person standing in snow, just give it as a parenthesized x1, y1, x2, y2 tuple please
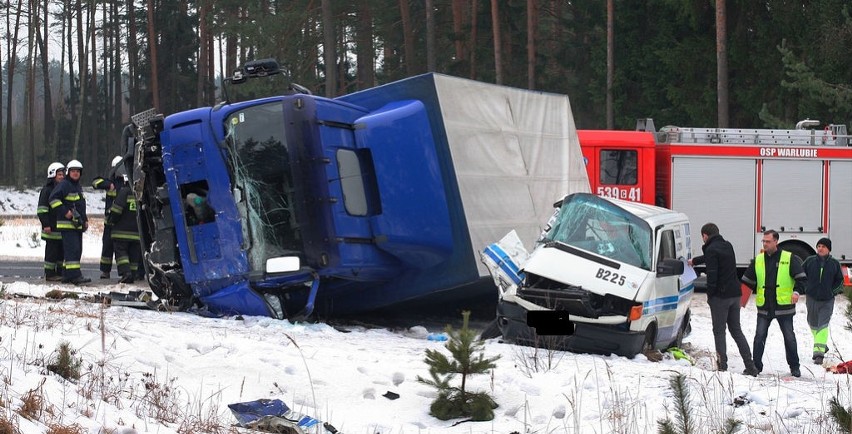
(741, 229, 806, 377)
(91, 156, 125, 279)
(49, 159, 91, 285)
(37, 162, 66, 281)
(690, 223, 759, 376)
(108, 174, 141, 283)
(801, 237, 845, 365)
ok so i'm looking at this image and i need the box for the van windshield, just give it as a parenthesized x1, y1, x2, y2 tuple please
(542, 194, 652, 270)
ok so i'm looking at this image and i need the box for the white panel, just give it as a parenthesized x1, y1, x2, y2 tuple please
(432, 75, 590, 275)
(671, 158, 756, 266)
(762, 160, 823, 232)
(829, 161, 852, 262)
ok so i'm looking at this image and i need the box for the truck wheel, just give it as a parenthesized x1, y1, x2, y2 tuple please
(781, 242, 811, 263)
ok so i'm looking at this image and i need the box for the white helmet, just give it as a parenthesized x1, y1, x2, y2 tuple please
(66, 159, 83, 171)
(111, 156, 123, 167)
(47, 162, 65, 178)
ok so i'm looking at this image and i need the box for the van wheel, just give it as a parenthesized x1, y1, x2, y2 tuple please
(673, 310, 691, 347)
(642, 323, 657, 352)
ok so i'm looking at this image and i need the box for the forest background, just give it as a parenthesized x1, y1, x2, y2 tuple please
(0, 0, 850, 187)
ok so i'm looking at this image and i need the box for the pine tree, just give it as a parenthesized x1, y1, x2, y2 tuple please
(417, 311, 500, 421)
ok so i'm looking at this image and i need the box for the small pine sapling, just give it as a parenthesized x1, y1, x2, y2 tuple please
(417, 311, 500, 421)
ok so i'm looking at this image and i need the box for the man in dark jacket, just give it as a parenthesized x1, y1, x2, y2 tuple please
(38, 162, 66, 281)
(108, 175, 141, 283)
(48, 159, 91, 285)
(742, 229, 806, 377)
(690, 223, 758, 376)
(802, 237, 845, 365)
(92, 156, 125, 279)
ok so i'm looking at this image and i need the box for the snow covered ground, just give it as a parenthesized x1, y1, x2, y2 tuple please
(2, 187, 852, 433)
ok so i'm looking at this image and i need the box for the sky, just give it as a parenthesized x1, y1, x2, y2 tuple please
(2, 187, 852, 433)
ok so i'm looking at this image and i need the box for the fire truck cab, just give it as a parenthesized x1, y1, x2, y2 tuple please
(579, 119, 852, 268)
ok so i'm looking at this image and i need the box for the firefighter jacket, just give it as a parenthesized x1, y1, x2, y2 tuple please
(108, 185, 140, 241)
(37, 179, 61, 240)
(92, 176, 125, 222)
(49, 177, 88, 231)
(742, 249, 805, 316)
(802, 254, 844, 301)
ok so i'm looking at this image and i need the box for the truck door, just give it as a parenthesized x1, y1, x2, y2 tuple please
(762, 160, 823, 233)
(597, 148, 642, 202)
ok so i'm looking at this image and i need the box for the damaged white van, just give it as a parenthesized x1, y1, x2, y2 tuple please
(483, 193, 694, 358)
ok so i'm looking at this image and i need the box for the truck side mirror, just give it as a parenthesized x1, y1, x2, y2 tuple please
(657, 258, 684, 277)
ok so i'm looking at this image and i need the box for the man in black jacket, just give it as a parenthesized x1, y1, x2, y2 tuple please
(802, 237, 845, 365)
(48, 159, 91, 285)
(691, 223, 758, 376)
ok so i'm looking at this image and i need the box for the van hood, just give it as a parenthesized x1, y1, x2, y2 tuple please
(521, 242, 648, 300)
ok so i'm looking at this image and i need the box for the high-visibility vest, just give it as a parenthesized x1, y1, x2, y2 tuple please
(755, 250, 794, 306)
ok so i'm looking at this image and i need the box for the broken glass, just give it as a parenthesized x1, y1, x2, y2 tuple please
(542, 194, 651, 270)
(225, 102, 302, 271)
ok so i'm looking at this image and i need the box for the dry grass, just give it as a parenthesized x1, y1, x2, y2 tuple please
(45, 424, 85, 434)
(18, 381, 46, 420)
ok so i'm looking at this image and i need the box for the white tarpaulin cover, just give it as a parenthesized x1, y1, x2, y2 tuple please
(432, 75, 590, 275)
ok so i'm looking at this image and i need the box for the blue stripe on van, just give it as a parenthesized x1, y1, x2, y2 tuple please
(642, 283, 694, 315)
(483, 244, 524, 285)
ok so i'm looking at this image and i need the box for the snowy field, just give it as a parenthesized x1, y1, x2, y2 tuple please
(2, 187, 852, 433)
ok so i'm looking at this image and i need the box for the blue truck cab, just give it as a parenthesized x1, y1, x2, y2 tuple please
(132, 61, 589, 318)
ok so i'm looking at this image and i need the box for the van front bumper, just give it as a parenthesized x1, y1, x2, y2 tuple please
(497, 299, 645, 358)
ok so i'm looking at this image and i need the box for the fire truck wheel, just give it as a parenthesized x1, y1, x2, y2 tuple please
(781, 242, 811, 263)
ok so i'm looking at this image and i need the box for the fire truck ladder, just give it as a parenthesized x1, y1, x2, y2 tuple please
(654, 120, 849, 147)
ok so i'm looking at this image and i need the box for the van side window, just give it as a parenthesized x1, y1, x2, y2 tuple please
(657, 229, 676, 263)
(600, 149, 638, 185)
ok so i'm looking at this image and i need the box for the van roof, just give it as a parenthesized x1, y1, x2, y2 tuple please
(603, 196, 689, 228)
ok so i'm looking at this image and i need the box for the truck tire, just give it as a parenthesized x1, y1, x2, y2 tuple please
(780, 242, 812, 263)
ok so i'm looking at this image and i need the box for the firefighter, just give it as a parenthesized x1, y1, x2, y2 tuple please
(49, 159, 91, 285)
(37, 162, 66, 281)
(92, 156, 125, 279)
(108, 174, 140, 283)
(741, 229, 806, 377)
(801, 238, 844, 365)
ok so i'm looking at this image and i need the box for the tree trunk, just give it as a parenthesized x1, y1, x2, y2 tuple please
(470, 0, 476, 79)
(606, 0, 614, 129)
(399, 0, 415, 75)
(716, 0, 729, 128)
(89, 2, 99, 167)
(527, 0, 536, 90)
(73, 0, 86, 158)
(5, 0, 23, 184)
(425, 0, 435, 72)
(491, 0, 502, 84)
(197, 0, 208, 106)
(27, 0, 36, 185)
(112, 0, 122, 130)
(146, 0, 160, 110)
(127, 0, 138, 115)
(321, 0, 335, 97)
(355, 0, 374, 90)
(37, 0, 54, 154)
(451, 0, 465, 62)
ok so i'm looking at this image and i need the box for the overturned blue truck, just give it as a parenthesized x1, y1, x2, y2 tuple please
(130, 61, 589, 319)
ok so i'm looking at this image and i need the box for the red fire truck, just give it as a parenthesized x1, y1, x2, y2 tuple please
(578, 119, 852, 268)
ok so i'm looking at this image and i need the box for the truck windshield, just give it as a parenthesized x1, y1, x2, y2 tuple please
(543, 194, 652, 270)
(225, 102, 302, 270)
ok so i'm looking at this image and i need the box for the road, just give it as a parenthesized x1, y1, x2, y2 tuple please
(0, 257, 123, 286)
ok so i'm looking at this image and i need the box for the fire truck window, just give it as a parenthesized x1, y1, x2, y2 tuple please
(600, 149, 638, 185)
